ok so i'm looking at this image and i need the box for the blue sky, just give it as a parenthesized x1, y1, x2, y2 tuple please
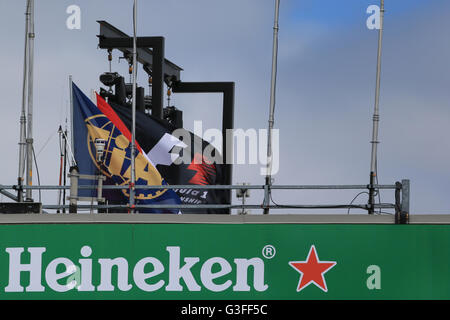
(0, 0, 449, 214)
(286, 0, 430, 24)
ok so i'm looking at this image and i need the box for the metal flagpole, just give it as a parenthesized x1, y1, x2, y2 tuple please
(263, 0, 280, 215)
(69, 75, 75, 166)
(57, 126, 63, 213)
(18, 0, 32, 202)
(25, 0, 35, 201)
(129, 0, 137, 213)
(368, 0, 385, 215)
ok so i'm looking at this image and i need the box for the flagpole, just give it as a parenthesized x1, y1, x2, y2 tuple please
(69, 75, 75, 166)
(129, 0, 137, 213)
(18, 0, 32, 202)
(25, 0, 35, 201)
(263, 0, 280, 215)
(368, 0, 384, 215)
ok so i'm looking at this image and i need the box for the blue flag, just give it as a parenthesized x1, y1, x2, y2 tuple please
(72, 82, 181, 213)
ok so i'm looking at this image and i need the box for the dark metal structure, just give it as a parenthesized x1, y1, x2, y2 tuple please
(171, 81, 235, 187)
(98, 34, 167, 119)
(96, 21, 235, 211)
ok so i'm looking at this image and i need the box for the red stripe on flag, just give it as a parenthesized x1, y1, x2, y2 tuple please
(95, 93, 143, 153)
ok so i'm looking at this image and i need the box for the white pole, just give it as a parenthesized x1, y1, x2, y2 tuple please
(25, 0, 35, 201)
(129, 0, 137, 213)
(263, 0, 280, 215)
(369, 0, 384, 214)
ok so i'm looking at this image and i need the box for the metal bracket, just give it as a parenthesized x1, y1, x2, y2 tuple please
(97, 20, 183, 120)
(171, 81, 235, 212)
(395, 180, 410, 224)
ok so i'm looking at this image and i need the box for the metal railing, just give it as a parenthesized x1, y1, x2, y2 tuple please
(0, 179, 410, 223)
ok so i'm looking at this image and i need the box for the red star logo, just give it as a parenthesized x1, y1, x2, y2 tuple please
(289, 245, 336, 292)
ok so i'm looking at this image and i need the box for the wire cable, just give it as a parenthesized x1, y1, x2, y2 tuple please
(36, 130, 56, 158)
(347, 191, 369, 214)
(379, 211, 395, 215)
(269, 191, 367, 210)
(31, 145, 41, 203)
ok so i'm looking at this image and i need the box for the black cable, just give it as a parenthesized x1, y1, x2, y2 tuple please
(267, 188, 392, 213)
(347, 191, 369, 214)
(269, 192, 366, 210)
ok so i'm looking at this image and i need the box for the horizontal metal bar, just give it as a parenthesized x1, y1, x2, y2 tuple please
(42, 203, 395, 210)
(172, 81, 235, 93)
(271, 184, 397, 190)
(67, 197, 106, 202)
(70, 174, 106, 181)
(97, 20, 182, 83)
(1, 184, 398, 191)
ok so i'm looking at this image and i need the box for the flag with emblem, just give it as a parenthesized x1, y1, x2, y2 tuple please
(71, 82, 181, 213)
(106, 100, 230, 214)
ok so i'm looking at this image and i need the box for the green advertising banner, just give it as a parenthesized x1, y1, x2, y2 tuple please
(0, 223, 449, 300)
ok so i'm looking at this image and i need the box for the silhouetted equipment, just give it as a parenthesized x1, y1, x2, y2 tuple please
(99, 72, 127, 105)
(0, 202, 41, 214)
(136, 86, 145, 112)
(99, 71, 119, 87)
(99, 72, 148, 112)
(97, 20, 183, 120)
(97, 21, 235, 211)
(163, 106, 183, 128)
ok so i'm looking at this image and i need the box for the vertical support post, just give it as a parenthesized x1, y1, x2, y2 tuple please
(368, 175, 375, 215)
(62, 129, 67, 213)
(129, 0, 137, 213)
(368, 0, 385, 215)
(25, 0, 35, 201)
(97, 175, 103, 202)
(69, 75, 75, 164)
(394, 181, 401, 224)
(264, 0, 281, 215)
(18, 0, 31, 203)
(401, 179, 410, 223)
(395, 180, 409, 224)
(69, 166, 79, 213)
(263, 184, 270, 212)
(236, 183, 250, 215)
(223, 82, 234, 190)
(97, 174, 105, 213)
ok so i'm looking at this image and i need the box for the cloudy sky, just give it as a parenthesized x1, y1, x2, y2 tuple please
(0, 0, 449, 215)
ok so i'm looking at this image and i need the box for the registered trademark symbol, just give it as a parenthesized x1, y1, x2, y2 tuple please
(262, 245, 276, 259)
